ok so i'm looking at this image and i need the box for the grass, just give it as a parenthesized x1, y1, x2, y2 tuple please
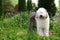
(0, 13, 60, 40)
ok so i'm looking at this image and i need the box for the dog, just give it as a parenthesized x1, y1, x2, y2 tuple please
(28, 13, 36, 32)
(35, 8, 50, 36)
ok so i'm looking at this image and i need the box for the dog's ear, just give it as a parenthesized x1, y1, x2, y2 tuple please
(45, 11, 49, 18)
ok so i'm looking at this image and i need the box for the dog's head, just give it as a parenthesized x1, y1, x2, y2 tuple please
(35, 8, 49, 19)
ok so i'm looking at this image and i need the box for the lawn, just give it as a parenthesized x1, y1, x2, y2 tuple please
(0, 13, 60, 40)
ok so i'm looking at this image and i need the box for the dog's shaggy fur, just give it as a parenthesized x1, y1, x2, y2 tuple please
(35, 8, 50, 36)
(28, 14, 36, 32)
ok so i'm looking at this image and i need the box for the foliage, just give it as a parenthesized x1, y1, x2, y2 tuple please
(50, 19, 56, 30)
(27, 0, 32, 11)
(11, 0, 18, 6)
(38, 0, 57, 18)
(18, 0, 26, 12)
(0, 13, 29, 40)
(0, 0, 3, 19)
(3, 0, 13, 13)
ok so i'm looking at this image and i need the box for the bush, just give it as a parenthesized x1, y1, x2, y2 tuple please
(50, 19, 57, 30)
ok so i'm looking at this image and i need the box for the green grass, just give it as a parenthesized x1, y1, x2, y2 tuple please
(0, 13, 60, 40)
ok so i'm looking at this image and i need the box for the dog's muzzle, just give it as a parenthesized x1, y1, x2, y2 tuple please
(39, 15, 47, 19)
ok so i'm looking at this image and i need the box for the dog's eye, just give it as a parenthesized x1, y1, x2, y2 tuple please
(45, 16, 48, 18)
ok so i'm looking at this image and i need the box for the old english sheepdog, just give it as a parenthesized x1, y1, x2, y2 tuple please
(35, 8, 50, 36)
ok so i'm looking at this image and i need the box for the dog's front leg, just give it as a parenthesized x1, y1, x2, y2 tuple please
(44, 28, 49, 37)
(37, 27, 44, 36)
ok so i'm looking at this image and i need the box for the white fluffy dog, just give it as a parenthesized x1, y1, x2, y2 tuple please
(35, 8, 50, 36)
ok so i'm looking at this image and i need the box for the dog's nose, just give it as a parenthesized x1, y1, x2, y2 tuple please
(39, 15, 44, 19)
(40, 15, 43, 17)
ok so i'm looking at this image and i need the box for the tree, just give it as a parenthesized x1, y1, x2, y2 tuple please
(59, 0, 60, 9)
(38, 0, 57, 17)
(27, 0, 32, 11)
(0, 0, 3, 19)
(27, 0, 32, 14)
(18, 0, 26, 12)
